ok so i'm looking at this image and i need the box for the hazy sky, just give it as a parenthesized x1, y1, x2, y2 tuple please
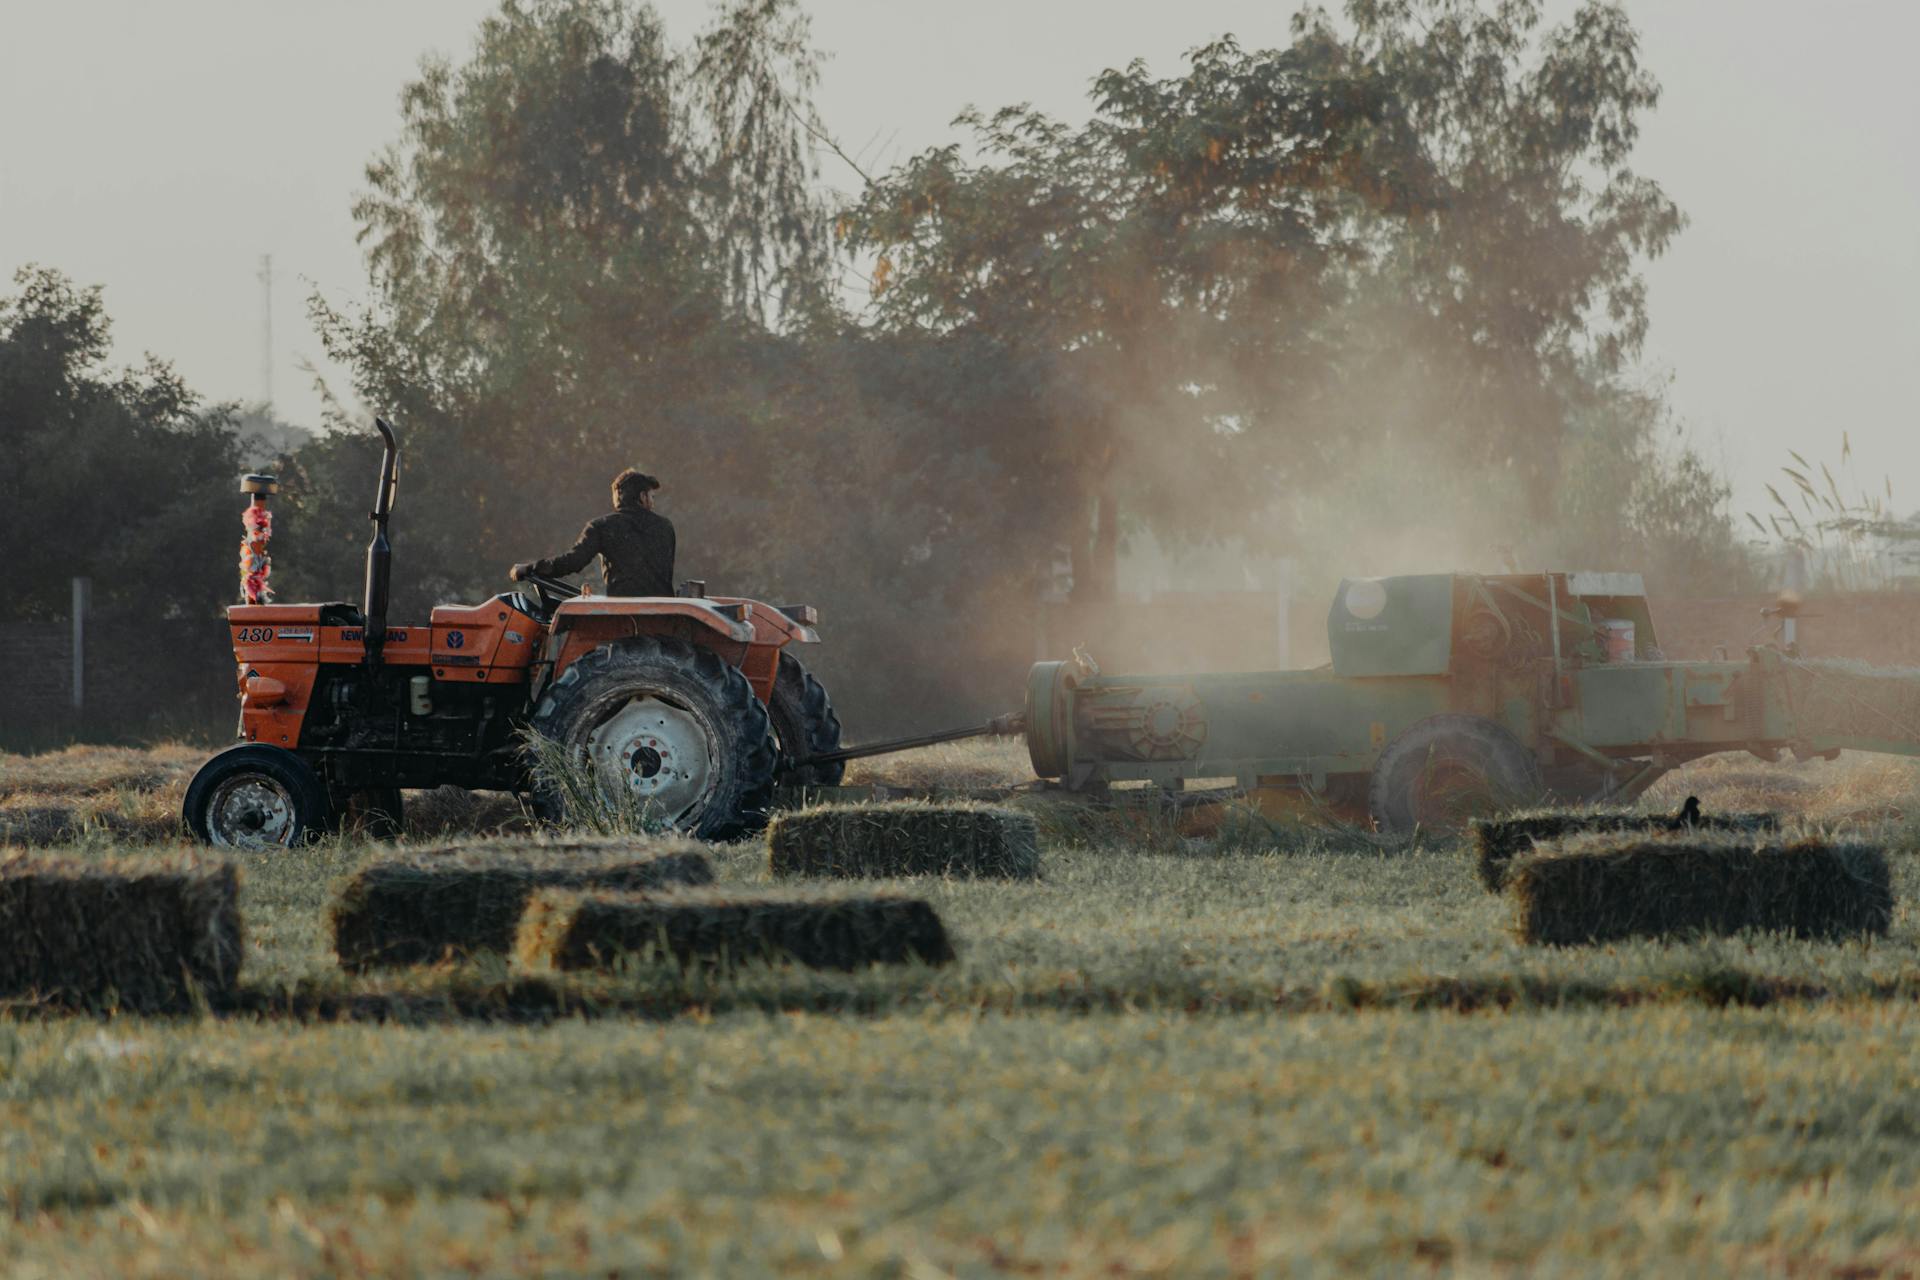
(3, 1, 1915, 522)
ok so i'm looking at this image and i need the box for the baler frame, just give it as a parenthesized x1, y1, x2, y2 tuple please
(1012, 571, 1920, 831)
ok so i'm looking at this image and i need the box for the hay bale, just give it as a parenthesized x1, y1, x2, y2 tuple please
(767, 802, 1039, 880)
(329, 839, 714, 970)
(1471, 806, 1778, 893)
(516, 886, 955, 973)
(1507, 832, 1892, 946)
(0, 854, 242, 1011)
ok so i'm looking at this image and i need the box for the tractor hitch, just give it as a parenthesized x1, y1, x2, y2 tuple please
(799, 712, 1026, 769)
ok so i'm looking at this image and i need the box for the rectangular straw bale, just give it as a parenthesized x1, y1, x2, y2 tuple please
(1471, 808, 1778, 893)
(0, 854, 241, 1011)
(767, 801, 1039, 880)
(1508, 832, 1892, 946)
(329, 840, 714, 970)
(517, 886, 955, 973)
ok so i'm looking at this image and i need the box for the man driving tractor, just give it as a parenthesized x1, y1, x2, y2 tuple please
(511, 467, 676, 596)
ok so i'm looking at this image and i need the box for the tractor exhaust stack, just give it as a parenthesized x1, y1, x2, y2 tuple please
(362, 417, 399, 666)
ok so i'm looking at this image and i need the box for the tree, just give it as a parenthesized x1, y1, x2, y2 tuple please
(303, 0, 1052, 730)
(844, 30, 1430, 598)
(845, 0, 1716, 595)
(1312, 0, 1685, 498)
(0, 266, 242, 622)
(305, 0, 835, 617)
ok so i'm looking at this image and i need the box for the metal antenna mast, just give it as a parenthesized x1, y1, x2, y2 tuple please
(256, 253, 273, 407)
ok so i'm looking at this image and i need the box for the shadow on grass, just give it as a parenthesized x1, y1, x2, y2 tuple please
(6, 963, 1913, 1026)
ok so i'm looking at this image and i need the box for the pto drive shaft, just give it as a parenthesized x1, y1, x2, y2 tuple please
(799, 713, 1027, 768)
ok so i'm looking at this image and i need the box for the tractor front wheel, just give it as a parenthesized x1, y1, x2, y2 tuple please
(1367, 714, 1542, 837)
(529, 635, 777, 840)
(183, 744, 333, 849)
(769, 650, 845, 786)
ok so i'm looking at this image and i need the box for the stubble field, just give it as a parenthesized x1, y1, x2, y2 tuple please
(2, 742, 1918, 1277)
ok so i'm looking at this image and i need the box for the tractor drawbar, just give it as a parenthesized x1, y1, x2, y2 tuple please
(799, 713, 1026, 769)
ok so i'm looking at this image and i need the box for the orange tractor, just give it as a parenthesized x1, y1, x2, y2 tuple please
(183, 420, 844, 847)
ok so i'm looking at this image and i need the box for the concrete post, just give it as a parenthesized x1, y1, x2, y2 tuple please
(1275, 558, 1295, 670)
(71, 576, 91, 712)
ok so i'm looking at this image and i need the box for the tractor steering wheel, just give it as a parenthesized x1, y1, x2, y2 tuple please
(520, 571, 581, 614)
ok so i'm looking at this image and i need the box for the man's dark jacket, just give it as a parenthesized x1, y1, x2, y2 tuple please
(528, 504, 676, 597)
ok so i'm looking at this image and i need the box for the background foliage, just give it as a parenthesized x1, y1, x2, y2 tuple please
(0, 267, 243, 623)
(1, 0, 1768, 738)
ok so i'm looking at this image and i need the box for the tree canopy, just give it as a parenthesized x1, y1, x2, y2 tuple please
(844, 0, 1723, 599)
(0, 267, 242, 623)
(288, 0, 1751, 731)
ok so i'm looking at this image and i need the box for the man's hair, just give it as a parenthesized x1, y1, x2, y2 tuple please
(612, 469, 660, 507)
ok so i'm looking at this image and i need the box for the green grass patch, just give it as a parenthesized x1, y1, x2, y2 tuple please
(5, 1006, 1920, 1275)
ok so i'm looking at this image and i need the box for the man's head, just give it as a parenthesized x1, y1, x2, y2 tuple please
(612, 468, 660, 511)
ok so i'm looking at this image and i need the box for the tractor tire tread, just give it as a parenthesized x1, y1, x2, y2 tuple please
(528, 634, 776, 840)
(770, 650, 845, 786)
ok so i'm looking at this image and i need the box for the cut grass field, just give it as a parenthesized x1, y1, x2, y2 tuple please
(9, 1007, 1920, 1277)
(1, 743, 1918, 1275)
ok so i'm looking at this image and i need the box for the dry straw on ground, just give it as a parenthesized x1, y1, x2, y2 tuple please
(843, 737, 1034, 791)
(0, 782, 186, 848)
(329, 839, 715, 970)
(516, 886, 955, 973)
(0, 853, 242, 1011)
(1472, 807, 1778, 892)
(1506, 831, 1893, 946)
(767, 801, 1040, 880)
(0, 742, 204, 798)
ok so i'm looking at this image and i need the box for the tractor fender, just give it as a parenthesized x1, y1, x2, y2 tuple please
(549, 598, 756, 644)
(540, 599, 758, 701)
(711, 598, 821, 646)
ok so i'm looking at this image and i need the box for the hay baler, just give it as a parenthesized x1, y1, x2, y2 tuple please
(1019, 571, 1920, 832)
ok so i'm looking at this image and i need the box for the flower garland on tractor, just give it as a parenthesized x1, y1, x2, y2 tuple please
(240, 475, 277, 604)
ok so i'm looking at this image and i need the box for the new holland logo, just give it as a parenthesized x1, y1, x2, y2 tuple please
(446, 630, 466, 649)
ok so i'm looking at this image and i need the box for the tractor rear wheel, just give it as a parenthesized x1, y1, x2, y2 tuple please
(769, 651, 845, 786)
(1367, 714, 1542, 837)
(529, 635, 777, 840)
(183, 744, 332, 849)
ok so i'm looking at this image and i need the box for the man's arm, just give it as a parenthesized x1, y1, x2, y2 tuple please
(518, 521, 603, 580)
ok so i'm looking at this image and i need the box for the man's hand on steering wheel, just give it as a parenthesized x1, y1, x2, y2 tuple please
(512, 566, 581, 613)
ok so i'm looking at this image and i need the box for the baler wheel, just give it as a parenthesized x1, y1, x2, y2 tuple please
(769, 650, 845, 786)
(529, 634, 776, 840)
(1367, 714, 1542, 836)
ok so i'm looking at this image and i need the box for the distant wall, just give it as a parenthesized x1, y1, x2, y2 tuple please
(0, 614, 235, 751)
(1650, 592, 1920, 666)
